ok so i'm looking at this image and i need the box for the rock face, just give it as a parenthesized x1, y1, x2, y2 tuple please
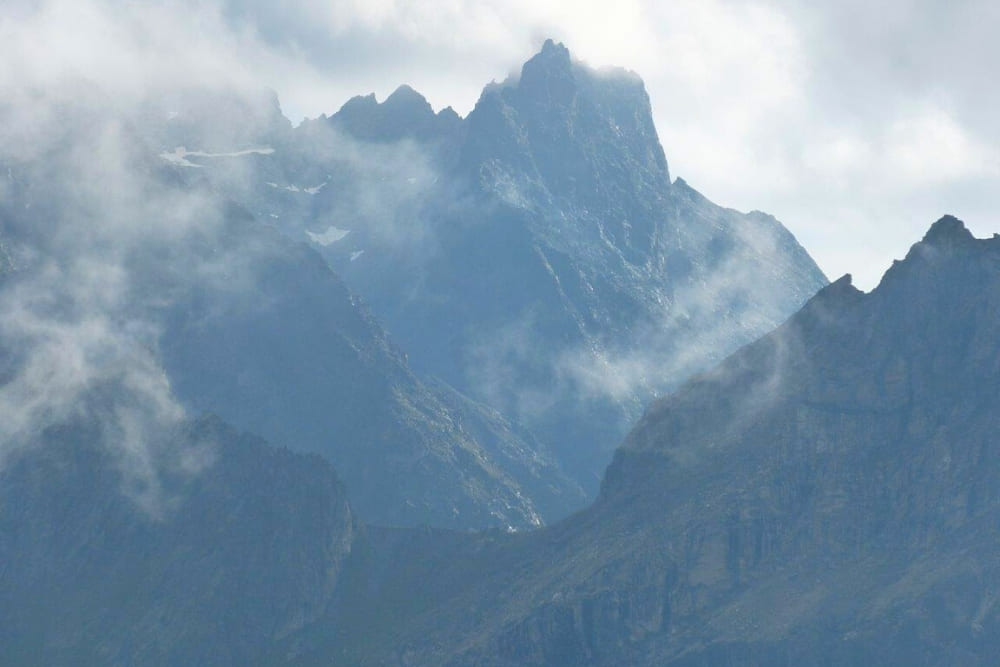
(0, 95, 583, 531)
(152, 208, 581, 530)
(4, 217, 999, 665)
(328, 40, 826, 492)
(152, 40, 826, 498)
(319, 217, 1000, 665)
(330, 85, 463, 145)
(0, 415, 356, 666)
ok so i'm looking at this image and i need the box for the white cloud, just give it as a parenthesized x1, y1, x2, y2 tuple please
(205, 0, 999, 291)
(0, 0, 994, 515)
(884, 107, 998, 184)
(2, 0, 998, 290)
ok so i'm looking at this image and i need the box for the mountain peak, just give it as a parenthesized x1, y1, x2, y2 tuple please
(873, 215, 993, 294)
(538, 38, 571, 62)
(383, 84, 433, 113)
(461, 39, 676, 254)
(827, 272, 855, 290)
(515, 39, 575, 104)
(329, 84, 455, 143)
(921, 214, 975, 246)
(805, 272, 863, 309)
(337, 92, 378, 113)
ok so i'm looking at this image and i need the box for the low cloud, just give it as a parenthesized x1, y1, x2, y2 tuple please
(207, 0, 1000, 290)
(2, 0, 996, 510)
(0, 48, 247, 516)
(554, 209, 809, 409)
(294, 127, 444, 253)
(8, 0, 997, 291)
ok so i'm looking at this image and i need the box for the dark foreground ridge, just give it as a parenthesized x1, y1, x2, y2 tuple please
(5, 217, 1000, 665)
(321, 216, 1000, 665)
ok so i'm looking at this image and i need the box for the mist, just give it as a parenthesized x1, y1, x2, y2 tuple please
(0, 0, 855, 512)
(0, 9, 281, 513)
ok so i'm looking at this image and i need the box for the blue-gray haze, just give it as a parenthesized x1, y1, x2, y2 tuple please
(1, 2, 999, 665)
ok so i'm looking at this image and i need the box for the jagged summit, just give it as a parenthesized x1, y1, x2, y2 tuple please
(334, 84, 455, 122)
(304, 216, 1000, 666)
(921, 213, 976, 246)
(516, 39, 642, 89)
(463, 38, 671, 226)
(437, 105, 461, 123)
(517, 55, 575, 108)
(519, 38, 574, 86)
(473, 39, 645, 111)
(311, 38, 824, 493)
(336, 84, 430, 113)
(141, 38, 825, 516)
(329, 83, 459, 143)
(818, 272, 858, 296)
(787, 271, 864, 330)
(875, 215, 992, 291)
(385, 83, 427, 103)
(540, 37, 571, 59)
(335, 92, 377, 113)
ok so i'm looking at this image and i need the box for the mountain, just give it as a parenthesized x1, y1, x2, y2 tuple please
(0, 94, 583, 531)
(324, 39, 827, 491)
(145, 40, 826, 499)
(318, 216, 1000, 665)
(5, 217, 999, 665)
(9, 39, 823, 533)
(328, 84, 463, 145)
(150, 205, 584, 529)
(0, 414, 356, 665)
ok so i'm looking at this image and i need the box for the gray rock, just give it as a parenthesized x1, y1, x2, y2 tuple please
(329, 216, 1000, 665)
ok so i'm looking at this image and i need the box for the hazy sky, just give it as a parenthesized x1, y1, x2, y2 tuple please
(3, 0, 997, 288)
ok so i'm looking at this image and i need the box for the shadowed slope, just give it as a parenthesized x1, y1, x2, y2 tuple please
(319, 217, 1000, 666)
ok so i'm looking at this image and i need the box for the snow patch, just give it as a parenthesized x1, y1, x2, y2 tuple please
(159, 146, 275, 167)
(159, 148, 202, 168)
(306, 226, 351, 246)
(266, 180, 327, 195)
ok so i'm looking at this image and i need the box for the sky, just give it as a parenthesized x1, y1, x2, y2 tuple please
(2, 0, 998, 289)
